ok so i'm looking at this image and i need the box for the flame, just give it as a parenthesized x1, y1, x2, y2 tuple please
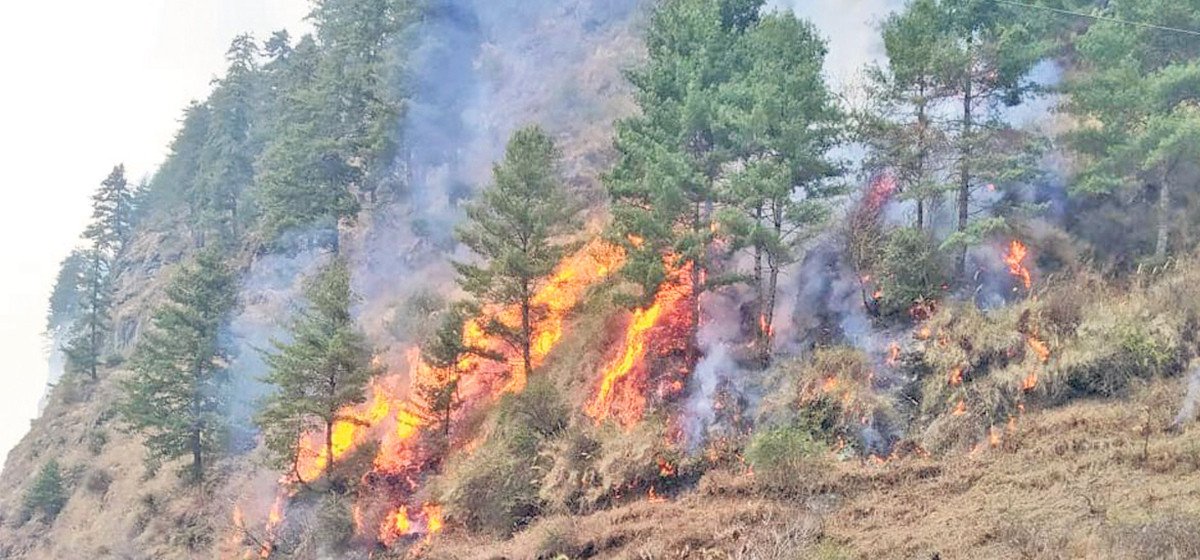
(289, 239, 625, 483)
(948, 366, 964, 387)
(647, 486, 666, 503)
(821, 376, 840, 393)
(1021, 371, 1039, 392)
(378, 503, 444, 546)
(585, 260, 692, 427)
(657, 457, 677, 477)
(952, 400, 967, 416)
(258, 492, 287, 559)
(423, 504, 444, 537)
(886, 342, 901, 367)
(1004, 240, 1032, 291)
(1027, 331, 1050, 364)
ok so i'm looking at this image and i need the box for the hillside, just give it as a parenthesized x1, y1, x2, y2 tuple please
(5, 0, 1200, 559)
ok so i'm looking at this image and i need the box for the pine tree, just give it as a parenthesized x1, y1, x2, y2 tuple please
(607, 0, 764, 362)
(859, 0, 955, 230)
(1064, 1, 1200, 260)
(63, 248, 109, 381)
(936, 0, 1046, 278)
(719, 12, 842, 363)
(258, 259, 375, 482)
(454, 126, 578, 385)
(46, 250, 88, 336)
(416, 303, 500, 449)
(85, 165, 135, 255)
(120, 250, 236, 483)
(22, 460, 67, 522)
(195, 35, 262, 244)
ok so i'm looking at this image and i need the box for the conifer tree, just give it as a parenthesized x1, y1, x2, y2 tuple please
(859, 0, 955, 230)
(63, 249, 109, 381)
(720, 12, 842, 363)
(120, 250, 236, 483)
(46, 250, 88, 337)
(935, 0, 1046, 278)
(258, 259, 375, 482)
(454, 126, 578, 383)
(1064, 1, 1200, 260)
(85, 165, 135, 255)
(607, 0, 764, 362)
(22, 460, 67, 522)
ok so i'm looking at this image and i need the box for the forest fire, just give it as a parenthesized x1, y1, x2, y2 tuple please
(1005, 240, 1032, 291)
(585, 260, 693, 427)
(272, 239, 627, 546)
(379, 503, 445, 546)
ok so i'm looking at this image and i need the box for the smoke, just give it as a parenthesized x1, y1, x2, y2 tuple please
(684, 288, 751, 450)
(225, 231, 333, 452)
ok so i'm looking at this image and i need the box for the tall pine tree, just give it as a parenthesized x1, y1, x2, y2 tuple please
(719, 12, 842, 363)
(120, 250, 236, 483)
(454, 126, 578, 387)
(258, 258, 375, 482)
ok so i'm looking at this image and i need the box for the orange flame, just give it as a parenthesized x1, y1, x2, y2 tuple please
(585, 260, 692, 427)
(952, 400, 967, 416)
(1004, 240, 1032, 291)
(886, 342, 901, 367)
(948, 366, 964, 387)
(1021, 371, 1039, 392)
(1027, 333, 1050, 364)
(290, 240, 625, 482)
(378, 503, 444, 546)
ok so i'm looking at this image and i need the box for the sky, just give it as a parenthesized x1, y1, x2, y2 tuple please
(0, 0, 311, 465)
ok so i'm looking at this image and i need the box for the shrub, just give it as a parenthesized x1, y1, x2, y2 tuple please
(758, 348, 894, 453)
(314, 495, 356, 552)
(745, 426, 829, 496)
(875, 228, 949, 318)
(437, 438, 540, 536)
(22, 460, 68, 523)
(87, 429, 108, 455)
(84, 468, 112, 496)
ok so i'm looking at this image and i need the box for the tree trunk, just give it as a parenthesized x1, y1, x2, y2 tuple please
(324, 418, 334, 478)
(1156, 171, 1171, 259)
(191, 429, 203, 484)
(915, 83, 929, 231)
(956, 48, 974, 281)
(520, 296, 533, 378)
(753, 204, 767, 362)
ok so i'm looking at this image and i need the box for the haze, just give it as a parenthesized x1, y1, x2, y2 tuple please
(0, 0, 310, 465)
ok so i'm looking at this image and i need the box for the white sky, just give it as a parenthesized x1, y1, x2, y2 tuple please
(0, 0, 310, 465)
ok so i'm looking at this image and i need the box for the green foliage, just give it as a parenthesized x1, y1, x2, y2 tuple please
(84, 165, 136, 255)
(1064, 1, 1200, 258)
(120, 250, 237, 483)
(875, 228, 948, 317)
(437, 378, 568, 535)
(63, 249, 111, 381)
(258, 258, 376, 482)
(455, 126, 579, 376)
(22, 460, 68, 523)
(745, 425, 828, 496)
(314, 495, 356, 552)
(718, 11, 842, 360)
(46, 250, 88, 335)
